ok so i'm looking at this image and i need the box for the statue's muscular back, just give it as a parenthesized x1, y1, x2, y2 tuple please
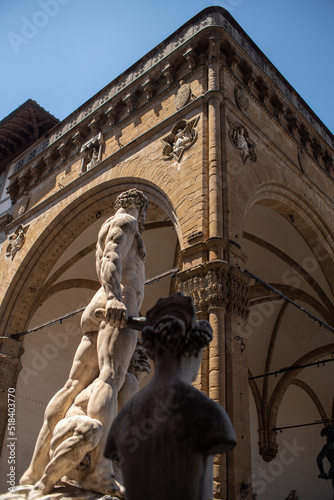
(82, 212, 146, 334)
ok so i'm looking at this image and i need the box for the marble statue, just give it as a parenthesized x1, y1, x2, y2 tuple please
(25, 341, 150, 500)
(105, 292, 237, 500)
(20, 188, 149, 498)
(317, 424, 334, 498)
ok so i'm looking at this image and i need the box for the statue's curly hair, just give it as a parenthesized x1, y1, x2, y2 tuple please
(114, 188, 149, 233)
(142, 317, 212, 360)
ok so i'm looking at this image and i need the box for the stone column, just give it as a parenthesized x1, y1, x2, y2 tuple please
(207, 37, 224, 260)
(224, 269, 252, 500)
(0, 337, 24, 456)
(178, 247, 251, 499)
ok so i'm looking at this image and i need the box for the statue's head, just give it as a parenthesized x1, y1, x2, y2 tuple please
(114, 188, 149, 233)
(320, 425, 334, 440)
(142, 292, 212, 361)
(128, 338, 151, 382)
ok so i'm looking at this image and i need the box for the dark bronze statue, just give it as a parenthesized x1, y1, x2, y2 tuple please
(317, 424, 334, 499)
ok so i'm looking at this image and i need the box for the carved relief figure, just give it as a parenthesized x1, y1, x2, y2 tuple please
(6, 224, 29, 260)
(105, 292, 237, 500)
(20, 188, 149, 498)
(229, 120, 256, 164)
(162, 117, 199, 161)
(86, 147, 99, 171)
(80, 132, 104, 174)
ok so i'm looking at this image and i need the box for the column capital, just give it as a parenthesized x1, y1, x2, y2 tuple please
(177, 260, 249, 319)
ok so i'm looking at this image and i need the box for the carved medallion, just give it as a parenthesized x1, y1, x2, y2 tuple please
(6, 224, 29, 260)
(234, 84, 249, 112)
(18, 192, 30, 216)
(229, 119, 256, 164)
(162, 117, 199, 161)
(175, 80, 191, 110)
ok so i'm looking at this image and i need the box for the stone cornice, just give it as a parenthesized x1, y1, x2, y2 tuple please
(10, 7, 333, 178)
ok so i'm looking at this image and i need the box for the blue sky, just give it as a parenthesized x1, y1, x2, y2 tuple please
(1, 0, 333, 134)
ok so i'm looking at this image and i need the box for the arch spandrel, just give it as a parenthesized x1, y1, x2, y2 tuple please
(0, 178, 188, 336)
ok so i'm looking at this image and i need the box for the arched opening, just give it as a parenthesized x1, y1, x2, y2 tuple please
(242, 193, 334, 499)
(0, 180, 180, 484)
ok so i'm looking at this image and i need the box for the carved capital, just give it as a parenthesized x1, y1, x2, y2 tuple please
(177, 261, 249, 319)
(258, 428, 279, 462)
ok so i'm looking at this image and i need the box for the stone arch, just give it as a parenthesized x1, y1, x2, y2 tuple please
(0, 178, 180, 336)
(291, 379, 328, 422)
(244, 183, 334, 278)
(268, 344, 334, 432)
(244, 182, 334, 462)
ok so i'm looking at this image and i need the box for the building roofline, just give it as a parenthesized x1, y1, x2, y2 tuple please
(10, 6, 333, 174)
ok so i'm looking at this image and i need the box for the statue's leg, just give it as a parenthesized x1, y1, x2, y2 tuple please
(82, 322, 137, 495)
(27, 416, 103, 500)
(20, 331, 99, 486)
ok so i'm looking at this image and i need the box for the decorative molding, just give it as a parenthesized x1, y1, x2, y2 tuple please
(6, 224, 29, 260)
(162, 117, 199, 161)
(228, 119, 257, 164)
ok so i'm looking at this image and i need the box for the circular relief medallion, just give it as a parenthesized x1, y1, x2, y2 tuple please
(175, 81, 191, 110)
